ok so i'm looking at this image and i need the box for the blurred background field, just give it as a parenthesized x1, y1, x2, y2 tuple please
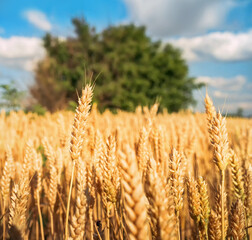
(0, 93, 251, 239)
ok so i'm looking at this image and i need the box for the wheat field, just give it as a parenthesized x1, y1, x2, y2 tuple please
(0, 84, 251, 240)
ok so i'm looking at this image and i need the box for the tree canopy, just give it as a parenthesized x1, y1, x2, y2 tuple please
(0, 81, 25, 110)
(31, 18, 202, 112)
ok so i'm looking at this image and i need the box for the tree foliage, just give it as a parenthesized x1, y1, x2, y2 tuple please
(0, 81, 25, 110)
(31, 18, 202, 112)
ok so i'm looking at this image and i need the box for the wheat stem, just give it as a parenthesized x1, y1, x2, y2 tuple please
(94, 221, 103, 240)
(89, 208, 94, 240)
(106, 205, 110, 240)
(50, 210, 54, 239)
(177, 216, 181, 240)
(65, 159, 75, 239)
(2, 198, 7, 240)
(37, 192, 44, 240)
(36, 219, 39, 240)
(221, 170, 225, 240)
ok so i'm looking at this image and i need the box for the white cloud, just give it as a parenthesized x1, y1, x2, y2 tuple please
(23, 10, 52, 31)
(221, 101, 252, 112)
(213, 91, 252, 101)
(124, 0, 233, 37)
(124, 0, 252, 62)
(168, 30, 252, 62)
(197, 75, 246, 91)
(194, 74, 252, 115)
(213, 91, 229, 99)
(0, 36, 45, 71)
(194, 90, 252, 115)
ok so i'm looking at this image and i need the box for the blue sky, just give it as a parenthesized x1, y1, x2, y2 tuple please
(0, 0, 251, 114)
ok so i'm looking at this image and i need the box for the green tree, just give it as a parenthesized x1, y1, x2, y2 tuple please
(0, 81, 25, 110)
(236, 107, 243, 117)
(31, 18, 202, 112)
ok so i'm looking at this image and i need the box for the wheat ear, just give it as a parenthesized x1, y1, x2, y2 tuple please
(229, 199, 246, 240)
(187, 175, 210, 239)
(1, 146, 13, 240)
(65, 84, 93, 239)
(244, 164, 252, 237)
(197, 176, 210, 239)
(48, 165, 57, 237)
(229, 150, 245, 201)
(8, 178, 30, 240)
(205, 92, 216, 141)
(137, 126, 149, 173)
(22, 139, 34, 178)
(42, 137, 56, 172)
(103, 135, 119, 205)
(206, 93, 229, 240)
(169, 148, 185, 240)
(210, 112, 229, 172)
(187, 176, 201, 223)
(69, 159, 87, 239)
(34, 151, 44, 240)
(209, 210, 221, 240)
(120, 150, 148, 240)
(144, 158, 175, 240)
(244, 164, 252, 218)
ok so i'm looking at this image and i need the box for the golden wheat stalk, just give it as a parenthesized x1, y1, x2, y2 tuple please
(169, 148, 185, 240)
(137, 126, 149, 173)
(70, 84, 93, 162)
(187, 176, 201, 223)
(229, 199, 246, 240)
(1, 146, 14, 240)
(42, 137, 56, 171)
(210, 112, 229, 172)
(144, 158, 175, 240)
(205, 92, 216, 141)
(8, 178, 30, 240)
(1, 146, 14, 205)
(244, 164, 252, 218)
(229, 150, 245, 201)
(48, 165, 57, 237)
(22, 139, 34, 178)
(209, 210, 221, 240)
(69, 160, 87, 240)
(65, 84, 93, 239)
(102, 135, 119, 205)
(197, 176, 210, 239)
(215, 185, 228, 240)
(32, 149, 44, 240)
(120, 150, 148, 240)
(205, 94, 229, 240)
